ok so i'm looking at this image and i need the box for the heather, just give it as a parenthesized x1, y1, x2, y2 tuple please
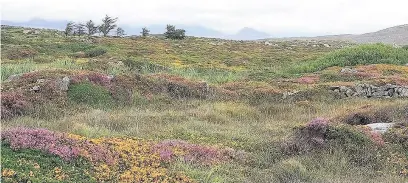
(1, 128, 244, 182)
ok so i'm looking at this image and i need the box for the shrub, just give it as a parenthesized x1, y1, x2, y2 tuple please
(62, 42, 95, 52)
(281, 118, 329, 154)
(325, 125, 385, 168)
(282, 118, 384, 169)
(84, 48, 107, 58)
(67, 82, 114, 107)
(1, 128, 80, 161)
(1, 128, 193, 182)
(1, 92, 31, 119)
(152, 139, 245, 165)
(6, 47, 38, 60)
(384, 125, 408, 150)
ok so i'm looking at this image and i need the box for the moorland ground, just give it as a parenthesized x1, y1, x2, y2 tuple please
(1, 26, 408, 182)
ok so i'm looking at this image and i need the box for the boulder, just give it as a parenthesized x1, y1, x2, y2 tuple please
(340, 67, 357, 74)
(56, 77, 70, 91)
(365, 123, 396, 134)
(345, 89, 354, 97)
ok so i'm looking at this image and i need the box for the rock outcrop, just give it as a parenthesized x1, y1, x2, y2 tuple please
(330, 83, 408, 98)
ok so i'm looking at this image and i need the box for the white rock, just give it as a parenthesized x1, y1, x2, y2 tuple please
(365, 123, 396, 134)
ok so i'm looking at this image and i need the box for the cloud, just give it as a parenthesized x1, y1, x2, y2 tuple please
(1, 0, 408, 35)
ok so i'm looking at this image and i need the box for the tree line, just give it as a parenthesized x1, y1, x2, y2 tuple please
(65, 15, 186, 39)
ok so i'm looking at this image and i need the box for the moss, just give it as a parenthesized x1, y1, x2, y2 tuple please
(67, 82, 114, 108)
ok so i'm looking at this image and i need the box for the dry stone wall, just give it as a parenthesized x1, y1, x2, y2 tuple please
(330, 84, 408, 98)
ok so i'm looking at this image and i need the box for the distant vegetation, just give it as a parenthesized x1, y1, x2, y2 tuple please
(63, 15, 186, 39)
(164, 24, 186, 40)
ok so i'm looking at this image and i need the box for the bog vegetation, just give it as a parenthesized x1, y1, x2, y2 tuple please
(1, 25, 408, 183)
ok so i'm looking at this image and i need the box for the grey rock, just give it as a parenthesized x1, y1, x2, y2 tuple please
(345, 89, 354, 97)
(56, 77, 71, 91)
(340, 68, 357, 74)
(30, 85, 40, 92)
(339, 86, 348, 92)
(399, 87, 408, 97)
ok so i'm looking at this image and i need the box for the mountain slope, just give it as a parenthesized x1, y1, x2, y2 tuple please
(353, 24, 408, 45)
(266, 24, 408, 45)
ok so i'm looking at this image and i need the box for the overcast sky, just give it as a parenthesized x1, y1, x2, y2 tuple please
(1, 0, 408, 36)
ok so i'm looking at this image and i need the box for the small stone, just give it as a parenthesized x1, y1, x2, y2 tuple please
(37, 79, 46, 83)
(5, 74, 21, 82)
(30, 85, 40, 92)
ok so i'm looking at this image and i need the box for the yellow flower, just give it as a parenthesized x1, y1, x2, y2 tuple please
(33, 163, 40, 169)
(2, 169, 16, 177)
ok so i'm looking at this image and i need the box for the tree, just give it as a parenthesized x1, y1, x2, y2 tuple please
(141, 27, 150, 37)
(99, 15, 118, 37)
(164, 24, 186, 40)
(85, 20, 98, 36)
(116, 27, 125, 37)
(64, 22, 74, 36)
(74, 23, 86, 36)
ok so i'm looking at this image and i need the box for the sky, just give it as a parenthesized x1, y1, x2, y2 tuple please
(1, 0, 408, 36)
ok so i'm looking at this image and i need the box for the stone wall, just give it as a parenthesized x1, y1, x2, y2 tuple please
(330, 84, 408, 98)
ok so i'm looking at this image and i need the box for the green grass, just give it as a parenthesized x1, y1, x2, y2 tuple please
(1, 143, 95, 183)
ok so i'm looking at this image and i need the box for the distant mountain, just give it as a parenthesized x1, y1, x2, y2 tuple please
(1, 19, 270, 40)
(266, 24, 408, 45)
(1, 18, 69, 30)
(228, 27, 271, 40)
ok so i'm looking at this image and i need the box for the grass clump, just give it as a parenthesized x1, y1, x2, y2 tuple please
(67, 82, 114, 108)
(285, 44, 408, 75)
